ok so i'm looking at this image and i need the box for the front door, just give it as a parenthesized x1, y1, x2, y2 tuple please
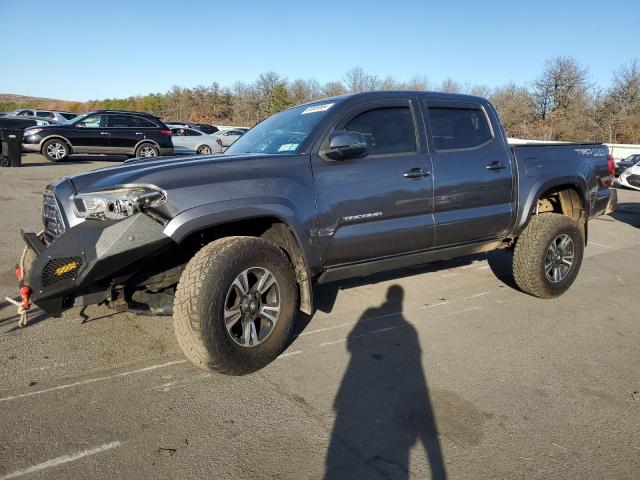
(311, 98, 435, 266)
(423, 100, 514, 246)
(72, 114, 110, 153)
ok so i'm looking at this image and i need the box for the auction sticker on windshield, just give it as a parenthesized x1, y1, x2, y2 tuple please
(301, 103, 334, 115)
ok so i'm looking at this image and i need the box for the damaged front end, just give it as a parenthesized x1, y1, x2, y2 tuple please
(16, 178, 177, 319)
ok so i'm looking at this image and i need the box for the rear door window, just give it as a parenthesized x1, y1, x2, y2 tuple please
(426, 107, 493, 150)
(136, 116, 158, 128)
(36, 111, 54, 119)
(185, 129, 202, 136)
(18, 110, 34, 116)
(107, 115, 138, 128)
(344, 107, 416, 155)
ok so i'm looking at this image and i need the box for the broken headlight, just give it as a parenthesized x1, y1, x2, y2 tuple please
(73, 187, 166, 221)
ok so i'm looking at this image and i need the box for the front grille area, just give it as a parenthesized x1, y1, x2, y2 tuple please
(42, 190, 65, 242)
(627, 174, 640, 188)
(42, 256, 83, 287)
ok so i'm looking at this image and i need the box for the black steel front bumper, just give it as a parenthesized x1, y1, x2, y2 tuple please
(23, 213, 174, 316)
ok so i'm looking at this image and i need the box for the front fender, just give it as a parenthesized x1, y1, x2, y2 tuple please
(163, 197, 316, 268)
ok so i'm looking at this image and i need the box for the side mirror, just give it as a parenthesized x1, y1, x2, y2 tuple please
(322, 130, 368, 161)
(76, 122, 85, 128)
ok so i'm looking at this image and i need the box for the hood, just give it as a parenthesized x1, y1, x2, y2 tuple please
(626, 163, 640, 175)
(67, 153, 268, 193)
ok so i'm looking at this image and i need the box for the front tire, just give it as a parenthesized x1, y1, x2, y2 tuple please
(173, 236, 298, 375)
(135, 143, 159, 158)
(42, 139, 69, 162)
(512, 213, 584, 298)
(196, 145, 212, 154)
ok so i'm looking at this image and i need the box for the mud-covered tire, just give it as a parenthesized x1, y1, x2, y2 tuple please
(513, 213, 584, 298)
(173, 236, 298, 375)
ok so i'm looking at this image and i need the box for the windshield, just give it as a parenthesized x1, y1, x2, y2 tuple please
(225, 102, 336, 155)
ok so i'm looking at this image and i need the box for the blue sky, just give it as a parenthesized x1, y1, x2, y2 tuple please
(0, 0, 638, 101)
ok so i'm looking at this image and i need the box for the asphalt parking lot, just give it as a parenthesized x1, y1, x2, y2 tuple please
(1, 154, 639, 479)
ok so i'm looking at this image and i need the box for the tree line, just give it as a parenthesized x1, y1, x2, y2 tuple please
(2, 56, 639, 143)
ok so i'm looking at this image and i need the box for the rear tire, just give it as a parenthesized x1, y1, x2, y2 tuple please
(42, 139, 69, 162)
(173, 236, 298, 375)
(135, 143, 159, 158)
(512, 213, 584, 298)
(196, 145, 212, 154)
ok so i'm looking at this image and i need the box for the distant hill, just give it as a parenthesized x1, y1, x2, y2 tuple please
(0, 93, 77, 112)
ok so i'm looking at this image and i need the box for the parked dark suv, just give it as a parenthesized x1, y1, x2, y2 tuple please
(22, 110, 174, 161)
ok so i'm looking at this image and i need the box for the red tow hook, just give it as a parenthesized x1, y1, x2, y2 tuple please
(20, 285, 32, 310)
(15, 267, 23, 281)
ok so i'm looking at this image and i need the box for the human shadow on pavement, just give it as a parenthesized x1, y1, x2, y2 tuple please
(324, 285, 447, 480)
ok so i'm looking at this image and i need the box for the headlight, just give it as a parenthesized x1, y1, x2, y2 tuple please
(24, 128, 43, 136)
(73, 187, 166, 220)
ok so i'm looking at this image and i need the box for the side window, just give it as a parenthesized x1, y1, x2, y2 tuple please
(427, 107, 493, 150)
(18, 110, 34, 116)
(107, 115, 138, 127)
(185, 129, 201, 136)
(136, 116, 158, 128)
(36, 111, 54, 119)
(171, 128, 186, 136)
(344, 107, 416, 155)
(78, 114, 104, 128)
(60, 113, 77, 120)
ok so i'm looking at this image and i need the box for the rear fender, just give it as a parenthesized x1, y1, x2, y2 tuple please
(515, 176, 589, 236)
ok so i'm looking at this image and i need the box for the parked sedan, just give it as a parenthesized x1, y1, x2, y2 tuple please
(169, 126, 223, 154)
(615, 154, 640, 176)
(213, 128, 246, 149)
(617, 162, 640, 191)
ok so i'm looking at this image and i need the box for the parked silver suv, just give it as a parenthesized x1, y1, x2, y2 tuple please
(2, 109, 77, 123)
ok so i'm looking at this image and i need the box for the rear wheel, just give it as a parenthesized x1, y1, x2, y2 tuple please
(196, 145, 212, 154)
(173, 236, 298, 375)
(135, 143, 159, 158)
(42, 139, 69, 162)
(512, 213, 584, 298)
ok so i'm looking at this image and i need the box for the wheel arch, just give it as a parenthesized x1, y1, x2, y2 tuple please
(40, 135, 74, 154)
(515, 177, 589, 236)
(165, 207, 314, 314)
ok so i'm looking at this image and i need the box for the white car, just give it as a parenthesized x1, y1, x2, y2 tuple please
(168, 126, 223, 155)
(213, 128, 247, 149)
(617, 161, 640, 191)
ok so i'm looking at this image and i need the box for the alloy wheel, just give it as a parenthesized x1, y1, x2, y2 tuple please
(139, 146, 157, 157)
(544, 233, 575, 283)
(46, 142, 66, 160)
(223, 267, 280, 347)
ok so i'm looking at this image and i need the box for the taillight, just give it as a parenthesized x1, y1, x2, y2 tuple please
(607, 153, 615, 176)
(160, 129, 172, 136)
(216, 138, 222, 146)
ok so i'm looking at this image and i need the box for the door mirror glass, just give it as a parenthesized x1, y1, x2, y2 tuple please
(322, 130, 368, 161)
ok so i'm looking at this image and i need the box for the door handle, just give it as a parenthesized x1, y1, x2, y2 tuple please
(135, 132, 143, 135)
(403, 167, 431, 179)
(486, 161, 506, 171)
(100, 132, 109, 135)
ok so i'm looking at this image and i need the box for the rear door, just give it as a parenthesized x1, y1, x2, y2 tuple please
(311, 97, 435, 266)
(423, 100, 514, 246)
(106, 114, 141, 154)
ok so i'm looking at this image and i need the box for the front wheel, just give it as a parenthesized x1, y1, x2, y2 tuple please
(42, 139, 69, 162)
(135, 143, 159, 158)
(173, 236, 298, 375)
(512, 213, 584, 298)
(196, 145, 212, 154)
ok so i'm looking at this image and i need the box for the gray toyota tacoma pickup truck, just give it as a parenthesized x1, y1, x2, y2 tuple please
(15, 91, 616, 375)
